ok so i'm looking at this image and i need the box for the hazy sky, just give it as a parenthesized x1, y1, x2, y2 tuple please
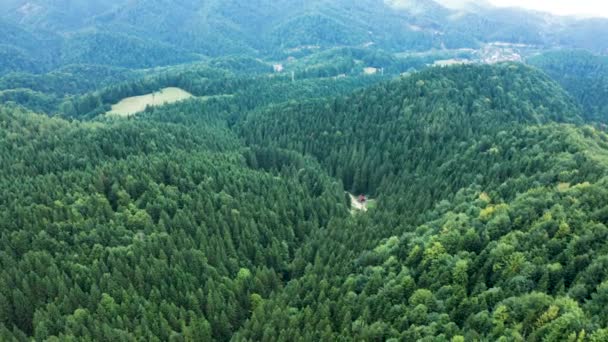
(488, 0, 608, 18)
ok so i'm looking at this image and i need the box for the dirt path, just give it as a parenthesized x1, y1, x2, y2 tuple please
(348, 193, 368, 213)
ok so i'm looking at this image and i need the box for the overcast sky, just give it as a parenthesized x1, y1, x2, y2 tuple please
(488, 0, 608, 18)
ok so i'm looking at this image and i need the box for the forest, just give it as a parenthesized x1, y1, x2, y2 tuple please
(3, 0, 608, 74)
(2, 1, 608, 339)
(529, 50, 608, 123)
(2, 59, 608, 341)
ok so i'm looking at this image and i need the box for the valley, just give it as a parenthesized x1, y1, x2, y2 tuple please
(2, 0, 608, 341)
(3, 60, 608, 340)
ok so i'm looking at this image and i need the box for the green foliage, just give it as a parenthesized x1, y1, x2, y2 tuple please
(58, 64, 383, 119)
(0, 19, 61, 74)
(232, 64, 608, 340)
(3, 62, 608, 341)
(285, 47, 473, 79)
(0, 64, 139, 95)
(239, 63, 582, 199)
(60, 31, 201, 69)
(0, 45, 42, 75)
(0, 105, 345, 340)
(3, 0, 608, 76)
(529, 50, 608, 123)
(0, 89, 59, 113)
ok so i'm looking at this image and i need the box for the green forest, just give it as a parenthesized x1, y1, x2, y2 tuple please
(2, 1, 608, 340)
(3, 0, 608, 74)
(529, 50, 608, 123)
(2, 59, 608, 340)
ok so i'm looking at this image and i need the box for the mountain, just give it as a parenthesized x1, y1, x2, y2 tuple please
(3, 62, 608, 340)
(238, 63, 583, 209)
(0, 0, 123, 31)
(2, 0, 608, 74)
(0, 18, 61, 74)
(529, 50, 608, 123)
(233, 63, 608, 341)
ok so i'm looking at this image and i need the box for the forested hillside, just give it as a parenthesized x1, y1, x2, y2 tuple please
(2, 0, 608, 75)
(529, 50, 608, 123)
(234, 63, 608, 340)
(0, 104, 347, 340)
(239, 64, 582, 203)
(3, 62, 608, 340)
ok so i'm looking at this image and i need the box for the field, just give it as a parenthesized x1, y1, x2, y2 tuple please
(107, 87, 194, 117)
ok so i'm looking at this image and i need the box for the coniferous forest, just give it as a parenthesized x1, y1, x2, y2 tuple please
(3, 1, 608, 341)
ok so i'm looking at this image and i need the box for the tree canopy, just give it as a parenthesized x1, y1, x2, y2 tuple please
(2, 63, 608, 340)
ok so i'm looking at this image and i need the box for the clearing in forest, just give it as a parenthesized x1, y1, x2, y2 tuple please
(348, 193, 376, 214)
(107, 87, 194, 117)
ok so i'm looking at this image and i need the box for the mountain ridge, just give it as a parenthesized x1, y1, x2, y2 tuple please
(2, 57, 608, 341)
(2, 0, 608, 73)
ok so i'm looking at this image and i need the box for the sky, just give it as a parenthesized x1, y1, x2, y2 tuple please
(488, 0, 608, 18)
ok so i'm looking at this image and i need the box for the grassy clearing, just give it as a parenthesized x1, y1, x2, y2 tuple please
(107, 87, 194, 117)
(348, 193, 376, 214)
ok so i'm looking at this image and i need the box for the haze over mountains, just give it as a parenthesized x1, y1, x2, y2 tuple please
(3, 0, 608, 341)
(1, 0, 608, 73)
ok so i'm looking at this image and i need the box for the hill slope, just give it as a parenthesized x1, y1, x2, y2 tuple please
(529, 50, 608, 123)
(233, 64, 608, 340)
(2, 0, 608, 73)
(239, 64, 582, 204)
(2, 64, 608, 340)
(0, 104, 346, 340)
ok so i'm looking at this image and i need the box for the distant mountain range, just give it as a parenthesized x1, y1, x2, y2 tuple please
(0, 0, 607, 73)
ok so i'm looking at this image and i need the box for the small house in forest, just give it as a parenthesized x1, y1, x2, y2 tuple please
(273, 64, 284, 73)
